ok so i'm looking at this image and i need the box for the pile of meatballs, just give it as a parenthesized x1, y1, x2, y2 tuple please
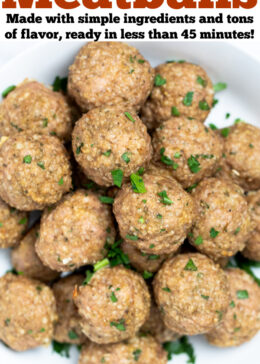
(0, 41, 259, 364)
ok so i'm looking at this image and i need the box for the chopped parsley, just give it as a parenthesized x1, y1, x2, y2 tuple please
(76, 142, 84, 155)
(2, 85, 16, 98)
(162, 287, 171, 292)
(212, 99, 219, 107)
(226, 113, 230, 119)
(187, 155, 201, 174)
(103, 150, 112, 157)
(221, 128, 230, 138)
(232, 254, 260, 286)
(163, 336, 195, 363)
(184, 259, 198, 271)
(94, 258, 109, 272)
(209, 123, 218, 130)
(42, 118, 48, 128)
(110, 319, 126, 331)
(138, 59, 145, 64)
(186, 183, 198, 193)
(160, 148, 178, 170)
(157, 213, 163, 219)
(83, 270, 94, 285)
(171, 106, 180, 116)
(105, 239, 130, 268)
(201, 294, 209, 300)
(52, 76, 68, 92)
(5, 318, 10, 326)
(196, 76, 206, 87)
(18, 217, 27, 225)
(58, 177, 64, 186)
(137, 167, 144, 176)
(130, 173, 146, 194)
(121, 152, 131, 164)
(143, 271, 153, 280)
(37, 162, 45, 170)
(234, 227, 240, 235)
(138, 216, 144, 224)
(230, 300, 236, 308)
(236, 290, 249, 299)
(133, 349, 142, 361)
(68, 330, 79, 340)
(154, 74, 166, 86)
(52, 341, 71, 358)
(213, 82, 227, 93)
(210, 228, 219, 238)
(126, 234, 138, 241)
(111, 169, 123, 188)
(194, 236, 203, 246)
(110, 291, 118, 303)
(158, 190, 173, 205)
(23, 155, 32, 164)
(249, 143, 254, 148)
(99, 196, 114, 204)
(183, 91, 194, 106)
(199, 100, 210, 111)
(125, 112, 135, 123)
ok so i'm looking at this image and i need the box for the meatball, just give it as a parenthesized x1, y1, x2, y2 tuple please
(206, 268, 260, 347)
(72, 105, 152, 187)
(0, 133, 72, 211)
(153, 253, 230, 335)
(73, 266, 150, 344)
(78, 334, 167, 364)
(189, 178, 253, 261)
(222, 122, 260, 190)
(11, 224, 59, 282)
(113, 171, 196, 255)
(142, 300, 180, 343)
(243, 190, 260, 261)
(152, 118, 223, 188)
(0, 199, 28, 248)
(121, 242, 169, 273)
(36, 190, 115, 272)
(141, 62, 214, 129)
(0, 273, 57, 351)
(53, 274, 87, 345)
(0, 80, 76, 141)
(68, 42, 154, 112)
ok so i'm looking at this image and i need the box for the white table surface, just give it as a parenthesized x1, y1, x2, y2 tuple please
(0, 41, 260, 69)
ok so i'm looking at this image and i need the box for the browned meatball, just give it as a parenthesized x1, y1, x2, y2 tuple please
(152, 118, 223, 188)
(78, 334, 167, 364)
(121, 242, 169, 273)
(73, 266, 150, 344)
(206, 268, 260, 347)
(141, 300, 180, 343)
(221, 122, 260, 190)
(72, 105, 152, 187)
(0, 133, 72, 211)
(0, 199, 28, 248)
(189, 178, 253, 261)
(11, 224, 59, 282)
(0, 273, 57, 351)
(0, 80, 76, 141)
(53, 274, 87, 345)
(243, 190, 260, 261)
(68, 42, 154, 112)
(141, 62, 214, 129)
(153, 253, 230, 335)
(36, 190, 115, 272)
(113, 171, 196, 255)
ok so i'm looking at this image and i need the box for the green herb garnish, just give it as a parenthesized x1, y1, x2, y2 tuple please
(2, 85, 16, 98)
(184, 259, 198, 271)
(154, 74, 166, 86)
(111, 169, 123, 188)
(183, 91, 194, 106)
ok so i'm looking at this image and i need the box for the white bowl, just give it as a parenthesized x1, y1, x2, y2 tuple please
(0, 41, 259, 364)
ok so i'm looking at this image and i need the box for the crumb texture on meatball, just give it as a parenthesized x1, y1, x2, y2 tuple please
(152, 117, 223, 188)
(36, 190, 115, 272)
(0, 80, 76, 141)
(153, 253, 230, 335)
(0, 133, 72, 211)
(243, 190, 260, 261)
(141, 62, 214, 129)
(68, 42, 154, 111)
(72, 105, 152, 186)
(0, 273, 57, 351)
(206, 268, 260, 347)
(190, 178, 253, 260)
(78, 334, 167, 364)
(114, 172, 196, 254)
(11, 224, 59, 282)
(0, 199, 28, 248)
(73, 266, 151, 344)
(53, 274, 87, 345)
